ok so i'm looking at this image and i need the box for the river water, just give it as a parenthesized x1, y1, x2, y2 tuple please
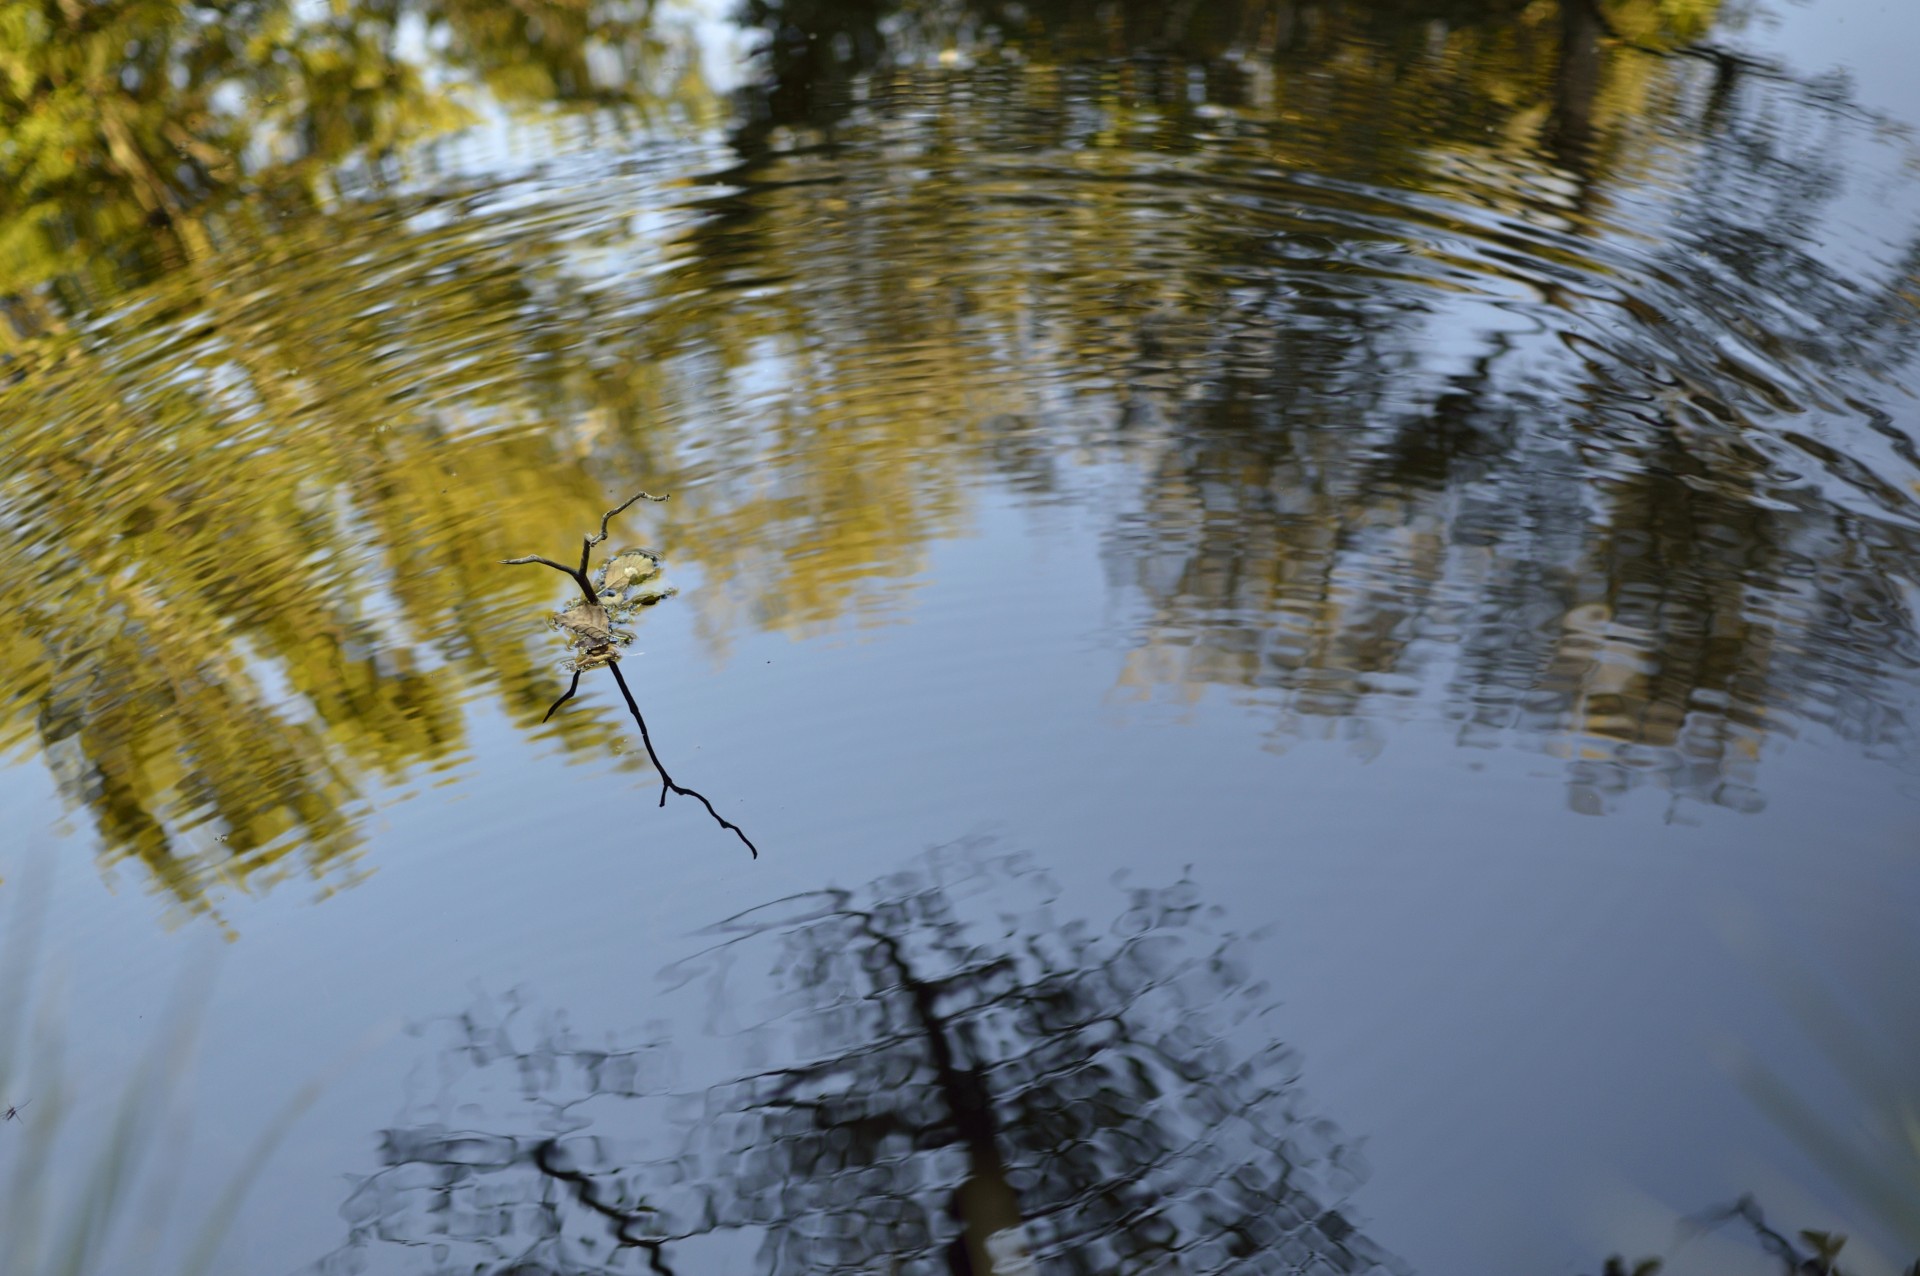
(2, 1, 1917, 1273)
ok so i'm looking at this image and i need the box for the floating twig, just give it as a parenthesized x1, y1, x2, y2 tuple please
(501, 553, 596, 601)
(504, 492, 758, 858)
(606, 662, 757, 856)
(541, 670, 582, 724)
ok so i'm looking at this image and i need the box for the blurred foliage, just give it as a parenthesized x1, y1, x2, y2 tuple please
(3, 0, 1919, 920)
(0, 0, 690, 298)
(312, 849, 1402, 1274)
(0, 0, 709, 922)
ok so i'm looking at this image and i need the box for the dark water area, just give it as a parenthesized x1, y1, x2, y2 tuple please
(1, 0, 1918, 1272)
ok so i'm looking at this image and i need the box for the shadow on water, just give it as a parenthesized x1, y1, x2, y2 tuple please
(2, 0, 1919, 909)
(307, 846, 1404, 1275)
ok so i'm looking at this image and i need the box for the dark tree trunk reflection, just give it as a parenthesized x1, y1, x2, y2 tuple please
(311, 847, 1401, 1275)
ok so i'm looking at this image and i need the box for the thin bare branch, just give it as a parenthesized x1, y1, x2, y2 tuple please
(609, 663, 758, 859)
(506, 490, 758, 857)
(502, 555, 596, 604)
(500, 554, 579, 575)
(542, 670, 583, 723)
(589, 491, 669, 549)
(506, 492, 663, 602)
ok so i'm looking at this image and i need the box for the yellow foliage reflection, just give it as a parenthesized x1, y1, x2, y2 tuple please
(4, 0, 1919, 917)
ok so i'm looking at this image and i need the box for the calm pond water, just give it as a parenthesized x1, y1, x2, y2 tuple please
(2, 1, 1918, 1273)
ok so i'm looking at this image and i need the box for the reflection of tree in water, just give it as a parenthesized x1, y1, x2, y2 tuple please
(313, 849, 1399, 1274)
(0, 0, 716, 916)
(0, 0, 686, 302)
(997, 3, 1920, 814)
(713, 0, 1920, 818)
(8, 0, 1920, 913)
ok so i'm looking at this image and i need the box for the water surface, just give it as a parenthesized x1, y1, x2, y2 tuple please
(1, 1, 1918, 1272)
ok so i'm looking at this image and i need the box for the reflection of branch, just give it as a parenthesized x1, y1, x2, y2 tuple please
(1682, 1195, 1839, 1275)
(531, 1138, 680, 1275)
(326, 857, 1403, 1276)
(504, 492, 759, 858)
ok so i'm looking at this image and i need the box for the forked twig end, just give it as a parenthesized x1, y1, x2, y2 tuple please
(590, 491, 669, 549)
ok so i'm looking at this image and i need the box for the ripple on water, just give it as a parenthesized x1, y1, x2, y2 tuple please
(4, 15, 1920, 904)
